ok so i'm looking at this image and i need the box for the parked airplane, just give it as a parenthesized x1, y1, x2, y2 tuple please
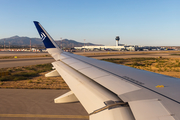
(34, 21, 180, 120)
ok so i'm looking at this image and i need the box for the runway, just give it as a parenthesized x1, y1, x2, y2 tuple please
(0, 57, 54, 68)
(0, 89, 88, 120)
(0, 51, 49, 56)
(0, 51, 54, 68)
(1, 51, 180, 69)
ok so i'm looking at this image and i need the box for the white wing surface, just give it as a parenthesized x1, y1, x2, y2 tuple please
(34, 21, 180, 120)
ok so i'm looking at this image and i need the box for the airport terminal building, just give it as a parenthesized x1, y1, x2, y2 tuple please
(74, 36, 164, 51)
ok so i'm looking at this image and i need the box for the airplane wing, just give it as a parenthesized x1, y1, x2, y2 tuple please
(34, 21, 180, 120)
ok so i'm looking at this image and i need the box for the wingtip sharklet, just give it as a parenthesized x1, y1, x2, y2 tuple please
(33, 21, 57, 49)
(33, 21, 38, 23)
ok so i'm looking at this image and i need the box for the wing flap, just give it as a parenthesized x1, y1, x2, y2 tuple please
(129, 99, 175, 120)
(94, 75, 140, 95)
(78, 67, 110, 79)
(61, 58, 79, 64)
(70, 62, 92, 70)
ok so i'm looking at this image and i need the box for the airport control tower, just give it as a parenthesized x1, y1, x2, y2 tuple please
(115, 36, 120, 46)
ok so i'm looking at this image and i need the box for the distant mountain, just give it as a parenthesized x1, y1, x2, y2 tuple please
(0, 36, 101, 48)
(55, 39, 101, 48)
(0, 36, 43, 47)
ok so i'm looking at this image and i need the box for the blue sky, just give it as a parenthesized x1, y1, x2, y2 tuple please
(0, 0, 180, 46)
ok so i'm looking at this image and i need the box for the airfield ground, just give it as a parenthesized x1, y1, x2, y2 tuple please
(0, 64, 68, 89)
(1, 51, 180, 120)
(1, 51, 180, 89)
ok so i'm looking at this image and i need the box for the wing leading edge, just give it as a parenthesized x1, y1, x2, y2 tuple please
(34, 21, 180, 120)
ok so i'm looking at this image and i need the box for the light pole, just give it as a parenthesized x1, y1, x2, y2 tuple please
(60, 37, 62, 49)
(9, 41, 10, 51)
(4, 39, 5, 51)
(84, 39, 85, 52)
(30, 39, 31, 52)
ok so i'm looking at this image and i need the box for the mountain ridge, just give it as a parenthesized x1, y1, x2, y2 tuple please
(0, 36, 101, 48)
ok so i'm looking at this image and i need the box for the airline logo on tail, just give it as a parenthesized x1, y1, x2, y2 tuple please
(34, 21, 56, 48)
(40, 32, 46, 41)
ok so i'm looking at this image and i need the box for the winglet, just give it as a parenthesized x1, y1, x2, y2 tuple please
(34, 21, 63, 60)
(33, 21, 59, 49)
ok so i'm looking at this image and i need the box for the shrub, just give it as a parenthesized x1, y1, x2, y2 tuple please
(36, 81, 40, 84)
(28, 80, 33, 83)
(13, 76, 27, 81)
(0, 76, 11, 81)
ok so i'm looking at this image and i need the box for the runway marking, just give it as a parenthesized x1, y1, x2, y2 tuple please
(0, 114, 89, 119)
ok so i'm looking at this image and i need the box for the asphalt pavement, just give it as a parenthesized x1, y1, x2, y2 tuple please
(0, 57, 54, 68)
(0, 89, 88, 120)
(0, 51, 49, 56)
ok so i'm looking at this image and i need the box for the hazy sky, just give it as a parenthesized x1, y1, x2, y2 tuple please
(0, 0, 180, 46)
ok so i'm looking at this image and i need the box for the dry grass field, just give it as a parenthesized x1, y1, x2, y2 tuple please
(0, 56, 180, 89)
(103, 57, 180, 78)
(75, 50, 180, 56)
(0, 64, 69, 89)
(0, 55, 51, 59)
